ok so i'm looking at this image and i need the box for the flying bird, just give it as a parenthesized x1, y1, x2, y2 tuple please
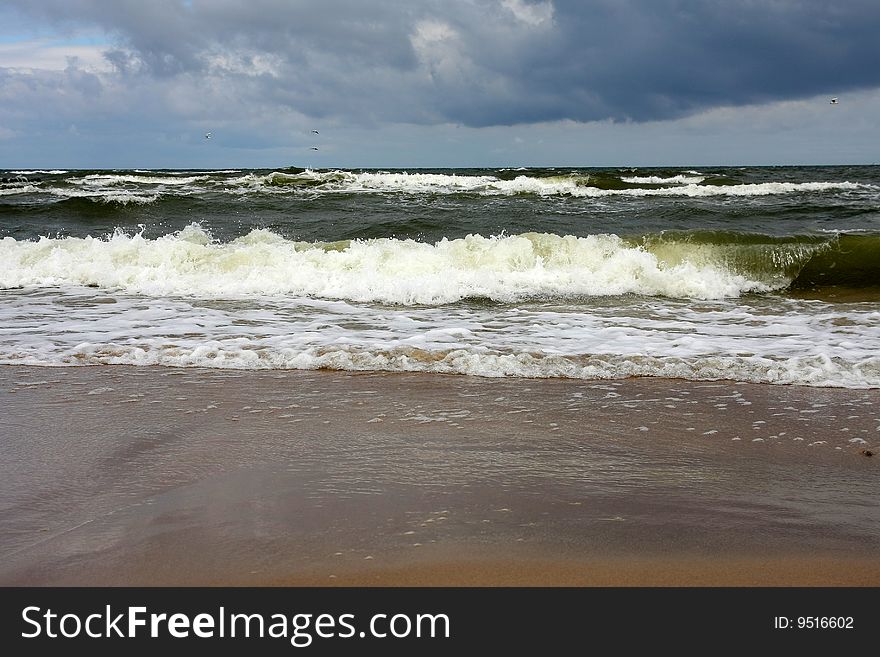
(204, 132, 213, 139)
(310, 147, 319, 150)
(311, 130, 319, 134)
(829, 97, 839, 104)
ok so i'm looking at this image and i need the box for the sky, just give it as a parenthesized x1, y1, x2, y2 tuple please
(1, 0, 879, 169)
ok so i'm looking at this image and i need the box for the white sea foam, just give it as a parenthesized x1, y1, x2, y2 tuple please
(620, 174, 705, 184)
(9, 170, 69, 174)
(134, 169, 240, 174)
(13, 346, 877, 388)
(0, 291, 877, 387)
(0, 185, 41, 196)
(0, 225, 772, 302)
(0, 186, 162, 203)
(72, 174, 210, 186)
(20, 169, 871, 200)
(234, 170, 868, 198)
(44, 188, 161, 204)
(593, 181, 868, 197)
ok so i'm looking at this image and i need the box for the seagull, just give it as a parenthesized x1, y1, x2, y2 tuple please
(830, 97, 838, 104)
(310, 147, 319, 150)
(204, 132, 213, 139)
(311, 129, 320, 134)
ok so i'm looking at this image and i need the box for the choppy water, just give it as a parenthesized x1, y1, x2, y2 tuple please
(2, 165, 879, 386)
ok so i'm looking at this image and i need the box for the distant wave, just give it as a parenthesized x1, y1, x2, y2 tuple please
(73, 174, 211, 186)
(4, 169, 872, 202)
(46, 189, 162, 205)
(620, 174, 705, 184)
(0, 185, 42, 196)
(8, 170, 69, 175)
(235, 170, 869, 197)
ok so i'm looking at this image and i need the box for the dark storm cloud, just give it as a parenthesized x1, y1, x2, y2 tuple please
(5, 0, 880, 127)
(540, 0, 880, 122)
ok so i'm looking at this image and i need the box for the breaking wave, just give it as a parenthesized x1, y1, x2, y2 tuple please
(3, 225, 877, 303)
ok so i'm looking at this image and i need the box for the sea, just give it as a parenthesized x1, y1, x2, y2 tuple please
(2, 165, 879, 388)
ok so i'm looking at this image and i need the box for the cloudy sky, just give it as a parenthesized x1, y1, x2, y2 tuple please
(2, 0, 879, 168)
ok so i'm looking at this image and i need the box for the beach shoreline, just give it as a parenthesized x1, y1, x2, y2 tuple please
(1, 365, 877, 586)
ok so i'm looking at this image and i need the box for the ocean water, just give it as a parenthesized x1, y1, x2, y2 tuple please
(1, 165, 879, 387)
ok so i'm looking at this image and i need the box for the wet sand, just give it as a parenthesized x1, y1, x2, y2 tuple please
(1, 366, 878, 586)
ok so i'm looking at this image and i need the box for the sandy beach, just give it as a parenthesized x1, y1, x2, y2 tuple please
(1, 365, 877, 586)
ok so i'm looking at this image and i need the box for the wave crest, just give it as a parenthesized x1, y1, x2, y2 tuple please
(238, 170, 868, 197)
(0, 224, 796, 302)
